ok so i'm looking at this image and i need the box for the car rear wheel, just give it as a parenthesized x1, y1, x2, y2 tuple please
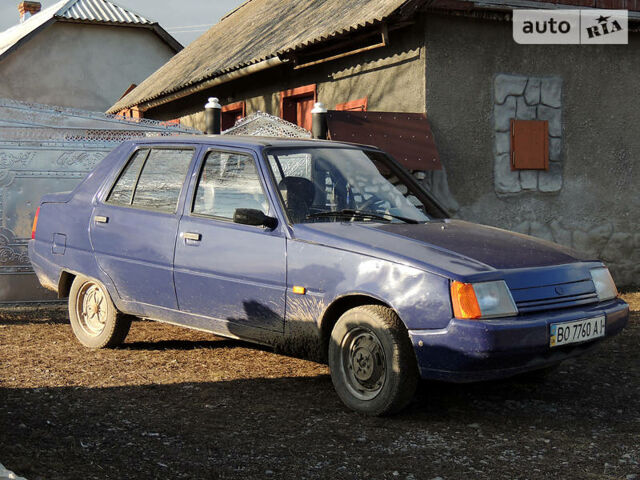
(328, 305, 419, 416)
(68, 275, 132, 348)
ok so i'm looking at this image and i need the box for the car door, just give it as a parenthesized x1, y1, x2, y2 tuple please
(173, 148, 286, 336)
(90, 146, 196, 310)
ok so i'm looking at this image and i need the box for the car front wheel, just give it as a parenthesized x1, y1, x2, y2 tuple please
(328, 305, 419, 415)
(68, 275, 132, 348)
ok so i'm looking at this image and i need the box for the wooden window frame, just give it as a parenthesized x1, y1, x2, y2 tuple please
(222, 101, 246, 117)
(335, 97, 368, 112)
(221, 101, 246, 130)
(279, 84, 317, 120)
(510, 119, 549, 171)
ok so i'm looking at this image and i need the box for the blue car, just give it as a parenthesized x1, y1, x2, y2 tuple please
(29, 136, 629, 415)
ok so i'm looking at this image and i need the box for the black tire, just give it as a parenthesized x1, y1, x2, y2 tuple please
(68, 275, 132, 348)
(328, 305, 419, 416)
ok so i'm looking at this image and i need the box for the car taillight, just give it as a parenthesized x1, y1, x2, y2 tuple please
(31, 206, 40, 240)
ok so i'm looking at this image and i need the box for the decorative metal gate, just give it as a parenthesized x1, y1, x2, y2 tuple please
(0, 98, 200, 303)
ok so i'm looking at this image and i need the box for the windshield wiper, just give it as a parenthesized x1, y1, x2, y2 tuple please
(307, 209, 419, 224)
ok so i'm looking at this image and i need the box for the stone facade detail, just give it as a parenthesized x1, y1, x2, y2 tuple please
(511, 219, 638, 286)
(493, 74, 563, 195)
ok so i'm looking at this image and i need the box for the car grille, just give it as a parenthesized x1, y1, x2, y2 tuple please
(511, 279, 599, 314)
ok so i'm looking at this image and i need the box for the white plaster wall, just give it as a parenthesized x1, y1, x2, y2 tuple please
(0, 22, 176, 112)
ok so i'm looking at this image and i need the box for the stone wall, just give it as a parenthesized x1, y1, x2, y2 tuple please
(493, 74, 563, 194)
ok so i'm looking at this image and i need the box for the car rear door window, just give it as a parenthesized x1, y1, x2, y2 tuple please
(192, 151, 268, 219)
(107, 149, 148, 206)
(107, 147, 193, 213)
(132, 149, 193, 213)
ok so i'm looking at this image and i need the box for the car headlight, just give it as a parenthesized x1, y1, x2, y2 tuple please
(450, 280, 518, 319)
(590, 267, 618, 302)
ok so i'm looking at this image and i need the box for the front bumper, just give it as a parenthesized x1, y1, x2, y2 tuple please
(408, 298, 629, 382)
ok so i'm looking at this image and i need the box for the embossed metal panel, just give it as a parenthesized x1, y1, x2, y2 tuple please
(0, 97, 199, 303)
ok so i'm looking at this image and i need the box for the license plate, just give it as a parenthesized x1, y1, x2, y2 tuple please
(550, 316, 605, 347)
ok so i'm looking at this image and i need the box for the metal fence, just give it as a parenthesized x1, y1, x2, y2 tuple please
(0, 98, 199, 303)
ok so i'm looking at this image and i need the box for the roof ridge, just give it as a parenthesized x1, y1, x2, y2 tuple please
(219, 0, 257, 22)
(100, 0, 155, 23)
(54, 0, 81, 17)
(54, 0, 154, 24)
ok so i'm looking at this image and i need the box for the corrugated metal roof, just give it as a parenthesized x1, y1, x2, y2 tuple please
(0, 0, 157, 58)
(56, 0, 153, 25)
(109, 0, 421, 113)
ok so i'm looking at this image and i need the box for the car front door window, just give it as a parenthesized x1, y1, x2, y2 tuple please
(193, 151, 268, 219)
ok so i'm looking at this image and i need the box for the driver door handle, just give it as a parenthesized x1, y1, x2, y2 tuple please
(182, 232, 201, 241)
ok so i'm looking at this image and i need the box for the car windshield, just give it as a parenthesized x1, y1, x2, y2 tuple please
(266, 147, 432, 224)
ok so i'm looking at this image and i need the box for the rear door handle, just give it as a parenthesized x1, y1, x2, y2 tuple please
(94, 215, 108, 224)
(181, 232, 201, 241)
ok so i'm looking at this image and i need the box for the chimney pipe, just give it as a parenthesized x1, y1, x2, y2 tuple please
(311, 102, 328, 140)
(204, 97, 221, 135)
(18, 2, 41, 23)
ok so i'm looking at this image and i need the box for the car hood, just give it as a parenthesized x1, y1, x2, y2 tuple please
(293, 219, 591, 279)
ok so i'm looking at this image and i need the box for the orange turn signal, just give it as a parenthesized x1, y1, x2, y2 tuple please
(292, 286, 306, 295)
(31, 206, 40, 240)
(450, 281, 482, 319)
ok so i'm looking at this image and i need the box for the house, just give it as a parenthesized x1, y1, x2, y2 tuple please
(0, 0, 182, 112)
(108, 0, 639, 286)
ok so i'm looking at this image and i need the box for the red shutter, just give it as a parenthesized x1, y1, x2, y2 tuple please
(279, 84, 317, 130)
(335, 97, 368, 112)
(510, 119, 549, 170)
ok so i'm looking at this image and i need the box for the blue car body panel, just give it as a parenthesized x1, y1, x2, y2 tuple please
(28, 136, 630, 381)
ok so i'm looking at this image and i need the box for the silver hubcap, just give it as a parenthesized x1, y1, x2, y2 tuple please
(76, 283, 107, 336)
(341, 328, 386, 400)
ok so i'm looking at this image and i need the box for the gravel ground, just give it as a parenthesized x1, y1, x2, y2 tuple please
(1, 292, 639, 480)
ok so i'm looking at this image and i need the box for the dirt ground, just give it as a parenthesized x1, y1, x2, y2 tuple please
(1, 292, 639, 480)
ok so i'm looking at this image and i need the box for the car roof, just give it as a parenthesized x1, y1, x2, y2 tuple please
(129, 134, 378, 150)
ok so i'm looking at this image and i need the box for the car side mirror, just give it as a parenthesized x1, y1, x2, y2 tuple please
(233, 208, 278, 229)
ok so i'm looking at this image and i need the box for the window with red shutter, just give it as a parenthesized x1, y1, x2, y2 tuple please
(510, 119, 549, 170)
(221, 101, 246, 131)
(280, 84, 316, 131)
